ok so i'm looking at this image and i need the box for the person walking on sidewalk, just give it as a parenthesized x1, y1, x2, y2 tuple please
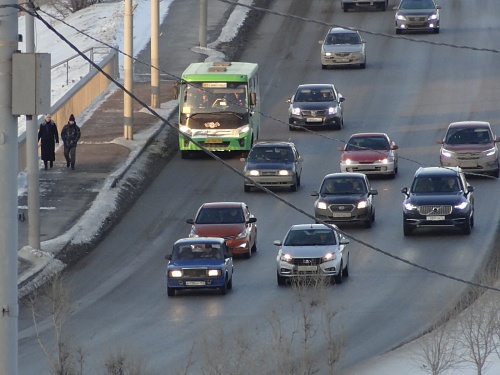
(61, 114, 81, 170)
(38, 114, 59, 170)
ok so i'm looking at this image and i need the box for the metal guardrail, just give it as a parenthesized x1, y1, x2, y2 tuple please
(51, 46, 111, 86)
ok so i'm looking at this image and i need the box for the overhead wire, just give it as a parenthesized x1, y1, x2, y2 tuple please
(12, 2, 500, 292)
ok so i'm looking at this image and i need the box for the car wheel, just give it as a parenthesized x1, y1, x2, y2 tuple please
(360, 62, 366, 69)
(167, 287, 176, 297)
(343, 3, 349, 12)
(244, 185, 251, 192)
(322, 64, 327, 70)
(434, 28, 440, 34)
(220, 280, 228, 295)
(180, 150, 189, 159)
(342, 255, 349, 277)
(379, 2, 386, 11)
(297, 174, 301, 187)
(491, 167, 499, 178)
(364, 217, 372, 228)
(245, 246, 252, 259)
(461, 216, 472, 235)
(251, 240, 257, 253)
(227, 275, 233, 290)
(403, 223, 413, 236)
(290, 176, 298, 192)
(335, 117, 343, 130)
(334, 261, 343, 284)
(277, 272, 287, 286)
(396, 29, 402, 35)
(470, 213, 474, 228)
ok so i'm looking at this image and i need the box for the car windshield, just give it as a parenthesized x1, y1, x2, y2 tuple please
(284, 229, 336, 246)
(412, 176, 462, 193)
(345, 136, 390, 151)
(196, 207, 245, 224)
(325, 33, 361, 45)
(248, 147, 294, 162)
(171, 243, 224, 260)
(400, 0, 436, 9)
(295, 89, 335, 102)
(445, 128, 492, 145)
(321, 178, 367, 195)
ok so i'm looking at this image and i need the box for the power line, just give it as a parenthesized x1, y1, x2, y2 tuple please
(14, 3, 500, 293)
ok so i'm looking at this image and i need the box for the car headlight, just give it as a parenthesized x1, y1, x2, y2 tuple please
(441, 148, 455, 158)
(239, 125, 250, 135)
(235, 227, 249, 240)
(343, 159, 352, 165)
(324, 52, 332, 57)
(454, 201, 468, 210)
(322, 252, 337, 262)
(428, 14, 438, 20)
(291, 107, 301, 116)
(280, 253, 292, 262)
(379, 158, 389, 164)
(316, 201, 328, 210)
(396, 14, 407, 21)
(169, 270, 183, 278)
(179, 125, 192, 135)
(483, 148, 497, 157)
(404, 202, 417, 210)
(189, 226, 198, 237)
(279, 170, 291, 176)
(208, 269, 222, 277)
(357, 200, 368, 209)
(248, 170, 260, 176)
(328, 106, 338, 115)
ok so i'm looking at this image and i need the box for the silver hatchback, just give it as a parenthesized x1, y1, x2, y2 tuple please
(438, 121, 500, 178)
(319, 27, 366, 69)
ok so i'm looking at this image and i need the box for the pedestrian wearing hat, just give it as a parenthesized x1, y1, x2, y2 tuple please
(38, 114, 59, 170)
(61, 114, 81, 170)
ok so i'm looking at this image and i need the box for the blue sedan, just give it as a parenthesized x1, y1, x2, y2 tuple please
(165, 237, 234, 296)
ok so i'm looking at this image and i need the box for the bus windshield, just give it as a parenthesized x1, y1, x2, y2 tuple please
(181, 82, 248, 114)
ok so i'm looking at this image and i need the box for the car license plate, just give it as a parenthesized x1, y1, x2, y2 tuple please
(336, 58, 349, 62)
(306, 117, 323, 123)
(427, 216, 445, 221)
(185, 281, 206, 286)
(297, 266, 317, 272)
(205, 138, 223, 143)
(331, 212, 351, 217)
(460, 161, 477, 168)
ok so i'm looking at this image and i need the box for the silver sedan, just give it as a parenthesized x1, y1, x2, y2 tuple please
(274, 224, 350, 286)
(319, 27, 366, 69)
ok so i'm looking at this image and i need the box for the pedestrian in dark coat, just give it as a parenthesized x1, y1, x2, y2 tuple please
(38, 114, 59, 170)
(61, 114, 81, 170)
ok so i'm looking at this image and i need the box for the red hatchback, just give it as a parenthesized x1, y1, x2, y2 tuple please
(186, 202, 258, 258)
(339, 132, 399, 178)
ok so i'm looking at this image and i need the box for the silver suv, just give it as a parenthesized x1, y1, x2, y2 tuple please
(438, 121, 500, 178)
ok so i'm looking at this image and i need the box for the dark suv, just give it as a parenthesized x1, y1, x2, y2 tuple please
(401, 167, 474, 236)
(242, 141, 303, 192)
(287, 83, 345, 130)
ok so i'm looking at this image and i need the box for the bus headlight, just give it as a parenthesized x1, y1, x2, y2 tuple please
(179, 125, 192, 135)
(239, 125, 250, 135)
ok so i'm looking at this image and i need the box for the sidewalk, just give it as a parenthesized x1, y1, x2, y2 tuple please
(17, 81, 178, 298)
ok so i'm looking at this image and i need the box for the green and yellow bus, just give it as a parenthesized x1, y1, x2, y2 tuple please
(178, 62, 260, 158)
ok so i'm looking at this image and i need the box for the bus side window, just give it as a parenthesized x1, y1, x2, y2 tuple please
(250, 92, 257, 106)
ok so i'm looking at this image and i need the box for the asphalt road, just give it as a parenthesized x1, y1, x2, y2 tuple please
(18, 0, 500, 374)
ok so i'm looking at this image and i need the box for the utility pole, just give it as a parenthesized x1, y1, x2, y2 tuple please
(151, 0, 160, 108)
(124, 0, 134, 140)
(199, 0, 207, 48)
(0, 0, 19, 373)
(26, 2, 41, 250)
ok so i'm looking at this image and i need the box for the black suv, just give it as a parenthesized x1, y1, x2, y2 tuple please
(242, 141, 303, 192)
(287, 83, 345, 130)
(401, 167, 474, 236)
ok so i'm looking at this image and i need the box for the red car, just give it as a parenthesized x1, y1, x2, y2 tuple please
(186, 202, 258, 258)
(339, 132, 399, 178)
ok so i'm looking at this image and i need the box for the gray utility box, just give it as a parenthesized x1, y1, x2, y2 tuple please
(12, 53, 51, 115)
(341, 0, 389, 12)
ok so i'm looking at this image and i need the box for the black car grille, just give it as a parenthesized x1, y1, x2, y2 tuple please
(182, 268, 207, 277)
(302, 110, 327, 116)
(408, 16, 426, 22)
(328, 204, 355, 213)
(457, 153, 481, 160)
(289, 258, 322, 266)
(335, 53, 351, 57)
(417, 205, 452, 215)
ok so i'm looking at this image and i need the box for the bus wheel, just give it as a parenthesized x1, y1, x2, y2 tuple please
(180, 150, 190, 159)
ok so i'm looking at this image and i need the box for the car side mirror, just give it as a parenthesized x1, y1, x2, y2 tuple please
(273, 240, 282, 246)
(436, 139, 444, 144)
(286, 98, 291, 104)
(436, 5, 441, 9)
(297, 156, 304, 162)
(467, 186, 474, 193)
(186, 218, 194, 224)
(318, 40, 323, 45)
(338, 146, 345, 151)
(165, 254, 171, 260)
(370, 189, 378, 196)
(338, 97, 345, 103)
(391, 144, 399, 150)
(495, 137, 500, 143)
(340, 237, 350, 245)
(247, 217, 257, 223)
(401, 187, 409, 196)
(311, 191, 319, 197)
